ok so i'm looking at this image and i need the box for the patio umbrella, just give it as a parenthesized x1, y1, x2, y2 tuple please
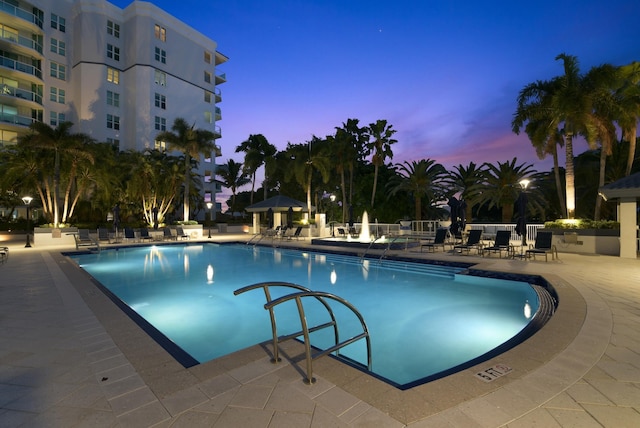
(447, 197, 460, 237)
(267, 207, 274, 229)
(515, 192, 528, 245)
(287, 206, 294, 229)
(459, 199, 467, 231)
(112, 203, 120, 231)
(152, 206, 159, 230)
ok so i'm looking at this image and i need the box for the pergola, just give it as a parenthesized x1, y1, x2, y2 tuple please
(599, 172, 640, 259)
(245, 195, 312, 234)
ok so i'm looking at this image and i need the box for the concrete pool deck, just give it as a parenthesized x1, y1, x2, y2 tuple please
(1, 235, 639, 427)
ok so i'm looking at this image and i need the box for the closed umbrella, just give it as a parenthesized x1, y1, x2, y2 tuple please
(447, 197, 460, 237)
(515, 192, 528, 246)
(287, 206, 294, 229)
(113, 204, 120, 232)
(267, 208, 274, 229)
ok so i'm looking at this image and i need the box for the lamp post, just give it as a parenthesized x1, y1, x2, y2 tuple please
(206, 202, 213, 238)
(22, 196, 33, 248)
(518, 179, 530, 248)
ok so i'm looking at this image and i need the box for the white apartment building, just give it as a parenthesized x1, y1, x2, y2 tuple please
(0, 0, 227, 219)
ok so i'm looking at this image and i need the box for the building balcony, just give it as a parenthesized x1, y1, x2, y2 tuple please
(215, 51, 229, 66)
(0, 84, 42, 105)
(214, 87, 222, 103)
(215, 106, 221, 121)
(215, 72, 226, 85)
(214, 144, 222, 157)
(0, 1, 44, 29)
(213, 125, 221, 139)
(0, 55, 42, 79)
(0, 111, 35, 128)
(0, 30, 43, 55)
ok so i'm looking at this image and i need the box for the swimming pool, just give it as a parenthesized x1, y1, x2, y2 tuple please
(69, 243, 554, 388)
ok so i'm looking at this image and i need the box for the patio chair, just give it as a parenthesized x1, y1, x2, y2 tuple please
(74, 229, 99, 250)
(176, 226, 190, 240)
(97, 228, 112, 243)
(420, 228, 449, 252)
(482, 230, 512, 258)
(337, 227, 346, 237)
(163, 227, 177, 241)
(0, 246, 8, 261)
(526, 231, 558, 261)
(287, 226, 304, 240)
(124, 227, 137, 242)
(453, 229, 483, 255)
(139, 228, 153, 241)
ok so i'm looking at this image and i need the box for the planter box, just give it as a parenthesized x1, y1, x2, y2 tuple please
(34, 227, 78, 247)
(544, 228, 620, 256)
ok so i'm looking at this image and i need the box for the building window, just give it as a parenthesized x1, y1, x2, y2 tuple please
(154, 140, 166, 151)
(50, 38, 65, 56)
(204, 91, 212, 103)
(204, 170, 212, 183)
(51, 14, 66, 32)
(107, 114, 120, 130)
(204, 71, 211, 83)
(107, 44, 120, 61)
(107, 67, 119, 84)
(50, 87, 65, 103)
(204, 111, 213, 124)
(106, 90, 120, 107)
(154, 24, 166, 41)
(204, 51, 212, 64)
(50, 62, 66, 80)
(107, 20, 120, 38)
(50, 111, 65, 126)
(154, 47, 166, 64)
(154, 70, 166, 86)
(154, 93, 166, 109)
(154, 116, 166, 131)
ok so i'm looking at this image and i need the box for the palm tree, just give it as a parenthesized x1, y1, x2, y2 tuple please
(156, 118, 216, 221)
(235, 134, 276, 204)
(18, 121, 94, 227)
(513, 54, 605, 219)
(285, 138, 331, 219)
(386, 159, 446, 221)
(445, 162, 486, 221)
(615, 62, 640, 176)
(216, 159, 250, 213)
(476, 158, 537, 222)
(366, 120, 397, 208)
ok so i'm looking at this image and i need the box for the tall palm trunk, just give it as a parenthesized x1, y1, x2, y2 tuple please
(371, 163, 379, 207)
(552, 145, 566, 217)
(594, 145, 607, 220)
(183, 154, 190, 221)
(625, 129, 637, 176)
(564, 134, 576, 219)
(53, 148, 60, 227)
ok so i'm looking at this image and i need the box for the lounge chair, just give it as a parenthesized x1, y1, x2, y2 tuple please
(74, 229, 99, 250)
(526, 231, 558, 261)
(337, 227, 346, 237)
(287, 226, 304, 240)
(482, 230, 512, 258)
(453, 229, 483, 255)
(97, 228, 112, 243)
(420, 228, 449, 252)
(163, 227, 177, 241)
(139, 228, 153, 241)
(0, 246, 8, 261)
(176, 226, 190, 240)
(124, 227, 137, 242)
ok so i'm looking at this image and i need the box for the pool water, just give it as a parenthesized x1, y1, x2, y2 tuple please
(70, 243, 544, 388)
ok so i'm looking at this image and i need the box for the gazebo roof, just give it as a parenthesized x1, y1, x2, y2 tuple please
(599, 172, 640, 200)
(245, 195, 312, 213)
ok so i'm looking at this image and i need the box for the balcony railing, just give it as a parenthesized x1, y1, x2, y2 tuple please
(215, 106, 221, 120)
(0, 55, 42, 79)
(0, 84, 42, 104)
(213, 125, 221, 138)
(0, 0, 43, 28)
(214, 87, 222, 102)
(0, 30, 43, 54)
(0, 111, 35, 127)
(215, 72, 226, 84)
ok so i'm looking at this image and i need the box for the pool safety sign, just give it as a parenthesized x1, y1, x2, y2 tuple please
(475, 364, 512, 382)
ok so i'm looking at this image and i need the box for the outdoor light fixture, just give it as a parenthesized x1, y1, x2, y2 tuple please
(21, 196, 33, 248)
(206, 202, 213, 238)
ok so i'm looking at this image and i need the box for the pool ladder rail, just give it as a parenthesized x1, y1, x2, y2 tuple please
(234, 282, 372, 385)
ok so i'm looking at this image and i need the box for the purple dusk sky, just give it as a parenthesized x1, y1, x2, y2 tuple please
(110, 0, 639, 195)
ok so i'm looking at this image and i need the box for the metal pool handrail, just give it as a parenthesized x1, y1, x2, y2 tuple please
(234, 282, 372, 385)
